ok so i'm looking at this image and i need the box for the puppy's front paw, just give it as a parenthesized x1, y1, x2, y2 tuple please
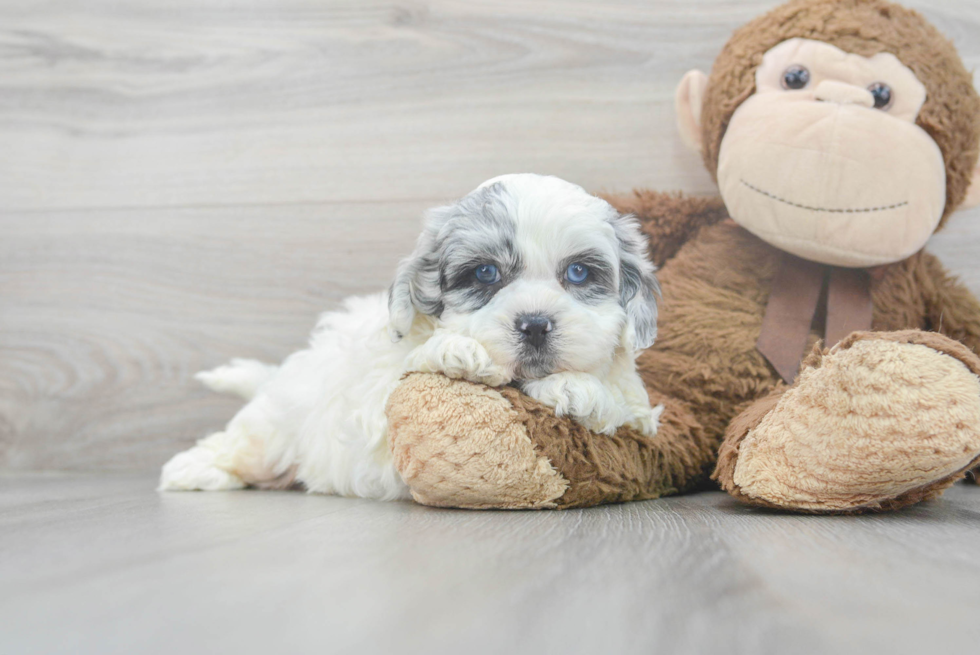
(405, 332, 511, 387)
(522, 372, 624, 435)
(627, 403, 664, 438)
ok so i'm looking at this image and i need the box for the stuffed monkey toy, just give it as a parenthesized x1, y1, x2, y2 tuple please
(385, 0, 980, 513)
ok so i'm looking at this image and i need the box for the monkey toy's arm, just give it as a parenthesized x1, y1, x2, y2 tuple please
(600, 190, 728, 268)
(917, 252, 980, 356)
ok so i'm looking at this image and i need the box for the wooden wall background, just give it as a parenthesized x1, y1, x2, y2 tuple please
(2, 0, 978, 472)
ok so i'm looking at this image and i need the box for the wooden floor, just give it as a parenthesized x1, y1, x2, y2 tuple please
(3, 473, 980, 655)
(3, 1, 980, 653)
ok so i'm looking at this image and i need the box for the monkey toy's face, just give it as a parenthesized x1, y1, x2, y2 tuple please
(719, 38, 943, 267)
(677, 37, 980, 268)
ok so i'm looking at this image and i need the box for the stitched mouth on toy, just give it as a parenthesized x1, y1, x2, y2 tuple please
(740, 179, 909, 214)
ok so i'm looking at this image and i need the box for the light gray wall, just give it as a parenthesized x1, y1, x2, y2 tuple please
(2, 0, 978, 471)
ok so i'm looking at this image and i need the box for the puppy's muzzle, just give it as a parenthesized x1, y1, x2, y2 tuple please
(516, 314, 554, 350)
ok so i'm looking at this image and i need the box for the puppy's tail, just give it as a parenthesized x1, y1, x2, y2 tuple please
(195, 358, 279, 400)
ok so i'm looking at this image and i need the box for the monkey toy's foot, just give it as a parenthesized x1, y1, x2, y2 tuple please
(715, 331, 980, 513)
(385, 373, 710, 510)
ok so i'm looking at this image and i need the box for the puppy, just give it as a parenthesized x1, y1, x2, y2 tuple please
(159, 174, 663, 500)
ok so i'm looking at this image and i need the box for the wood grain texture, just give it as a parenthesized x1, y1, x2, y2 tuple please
(3, 473, 980, 655)
(1, 0, 979, 470)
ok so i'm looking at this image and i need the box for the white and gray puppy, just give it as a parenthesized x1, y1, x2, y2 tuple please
(160, 174, 663, 500)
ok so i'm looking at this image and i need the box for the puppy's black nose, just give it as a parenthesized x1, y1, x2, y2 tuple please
(516, 315, 553, 349)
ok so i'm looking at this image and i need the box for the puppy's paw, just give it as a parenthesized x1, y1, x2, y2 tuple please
(158, 446, 246, 491)
(626, 403, 664, 438)
(522, 372, 624, 435)
(405, 332, 511, 387)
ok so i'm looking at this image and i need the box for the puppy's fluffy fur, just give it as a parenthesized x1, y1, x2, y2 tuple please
(160, 174, 663, 499)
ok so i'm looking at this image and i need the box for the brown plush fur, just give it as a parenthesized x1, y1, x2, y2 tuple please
(596, 191, 729, 267)
(386, 0, 980, 512)
(699, 0, 980, 227)
(499, 386, 715, 507)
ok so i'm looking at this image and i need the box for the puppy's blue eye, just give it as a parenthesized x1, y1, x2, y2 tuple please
(566, 263, 589, 284)
(474, 264, 500, 284)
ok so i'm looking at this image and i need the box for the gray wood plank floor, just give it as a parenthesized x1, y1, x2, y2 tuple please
(3, 473, 980, 655)
(4, 3, 980, 653)
(2, 0, 979, 471)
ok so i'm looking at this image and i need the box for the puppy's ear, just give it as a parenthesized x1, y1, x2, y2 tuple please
(387, 206, 452, 341)
(609, 213, 660, 351)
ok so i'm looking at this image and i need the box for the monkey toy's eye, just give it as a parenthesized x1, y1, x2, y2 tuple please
(474, 263, 500, 284)
(565, 263, 589, 285)
(868, 82, 893, 109)
(781, 65, 810, 90)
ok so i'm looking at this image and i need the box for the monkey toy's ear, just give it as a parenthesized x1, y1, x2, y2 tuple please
(961, 164, 980, 210)
(675, 70, 709, 152)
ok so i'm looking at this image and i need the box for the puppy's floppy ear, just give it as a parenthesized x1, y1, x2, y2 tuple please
(387, 205, 453, 341)
(609, 213, 660, 351)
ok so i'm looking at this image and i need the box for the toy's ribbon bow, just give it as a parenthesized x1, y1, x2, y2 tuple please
(757, 253, 873, 383)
